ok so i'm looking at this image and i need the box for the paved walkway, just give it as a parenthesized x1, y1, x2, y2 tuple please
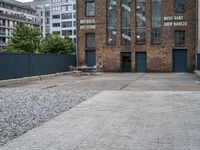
(2, 91, 200, 150)
(4, 73, 200, 91)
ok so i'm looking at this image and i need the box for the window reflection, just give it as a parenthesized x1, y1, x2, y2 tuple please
(86, 1, 95, 16)
(175, 0, 185, 13)
(151, 0, 161, 44)
(107, 0, 117, 44)
(136, 0, 146, 44)
(121, 0, 131, 44)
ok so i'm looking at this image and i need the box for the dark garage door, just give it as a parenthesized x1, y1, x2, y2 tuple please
(86, 51, 96, 67)
(173, 49, 187, 72)
(121, 52, 132, 72)
(136, 52, 147, 72)
(197, 54, 200, 70)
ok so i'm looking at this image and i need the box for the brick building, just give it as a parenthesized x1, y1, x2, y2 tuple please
(197, 0, 200, 71)
(77, 0, 196, 72)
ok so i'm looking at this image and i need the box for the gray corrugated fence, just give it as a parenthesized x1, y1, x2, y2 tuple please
(198, 54, 200, 71)
(0, 53, 76, 80)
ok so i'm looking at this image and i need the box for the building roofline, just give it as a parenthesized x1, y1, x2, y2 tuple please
(0, 0, 36, 12)
(0, 12, 40, 25)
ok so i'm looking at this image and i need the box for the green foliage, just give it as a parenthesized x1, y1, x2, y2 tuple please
(7, 22, 41, 53)
(7, 22, 75, 54)
(41, 33, 75, 54)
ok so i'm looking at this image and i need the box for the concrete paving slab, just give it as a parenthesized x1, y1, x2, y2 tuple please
(122, 73, 200, 91)
(3, 73, 200, 91)
(1, 91, 200, 150)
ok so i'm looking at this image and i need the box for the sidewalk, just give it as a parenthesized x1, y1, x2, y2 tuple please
(1, 91, 200, 150)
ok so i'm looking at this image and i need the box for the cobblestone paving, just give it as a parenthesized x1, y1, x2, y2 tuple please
(1, 91, 200, 150)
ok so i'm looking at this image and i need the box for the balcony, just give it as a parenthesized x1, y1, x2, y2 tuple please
(0, 42, 6, 46)
(0, 32, 8, 37)
(0, 23, 6, 27)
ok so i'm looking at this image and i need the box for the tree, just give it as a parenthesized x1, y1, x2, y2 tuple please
(41, 33, 75, 54)
(7, 22, 75, 54)
(7, 22, 41, 53)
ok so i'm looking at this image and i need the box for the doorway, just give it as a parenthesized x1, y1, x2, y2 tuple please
(135, 52, 147, 72)
(173, 49, 187, 72)
(121, 52, 132, 72)
(86, 51, 96, 67)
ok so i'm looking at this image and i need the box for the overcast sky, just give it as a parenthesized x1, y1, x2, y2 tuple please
(16, 0, 33, 2)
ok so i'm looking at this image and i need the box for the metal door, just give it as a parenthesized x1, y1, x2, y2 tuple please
(86, 51, 96, 67)
(136, 52, 147, 72)
(173, 49, 187, 72)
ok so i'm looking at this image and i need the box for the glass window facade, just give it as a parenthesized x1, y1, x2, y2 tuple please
(175, 0, 185, 13)
(53, 31, 60, 35)
(62, 30, 67, 36)
(45, 11, 50, 17)
(151, 0, 161, 44)
(52, 14, 60, 19)
(107, 0, 117, 44)
(174, 30, 185, 47)
(62, 21, 72, 28)
(86, 33, 95, 49)
(67, 30, 72, 36)
(86, 1, 95, 16)
(121, 0, 131, 44)
(62, 30, 75, 36)
(62, 13, 72, 19)
(136, 0, 146, 44)
(52, 23, 60, 27)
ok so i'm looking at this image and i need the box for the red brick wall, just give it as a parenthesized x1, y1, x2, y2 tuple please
(77, 0, 196, 72)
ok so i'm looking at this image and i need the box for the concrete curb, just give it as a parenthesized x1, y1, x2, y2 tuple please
(194, 70, 200, 78)
(0, 72, 72, 87)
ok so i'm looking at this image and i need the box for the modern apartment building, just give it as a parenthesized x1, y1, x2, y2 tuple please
(0, 0, 40, 49)
(27, 0, 76, 43)
(77, 0, 197, 72)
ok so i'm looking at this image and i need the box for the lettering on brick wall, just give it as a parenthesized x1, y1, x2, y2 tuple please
(163, 16, 187, 27)
(80, 19, 96, 30)
(80, 25, 96, 29)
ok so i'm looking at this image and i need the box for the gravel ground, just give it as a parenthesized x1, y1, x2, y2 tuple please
(0, 89, 99, 146)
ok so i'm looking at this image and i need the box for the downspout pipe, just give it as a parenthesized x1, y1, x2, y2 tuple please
(197, 0, 200, 69)
(76, 0, 78, 66)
